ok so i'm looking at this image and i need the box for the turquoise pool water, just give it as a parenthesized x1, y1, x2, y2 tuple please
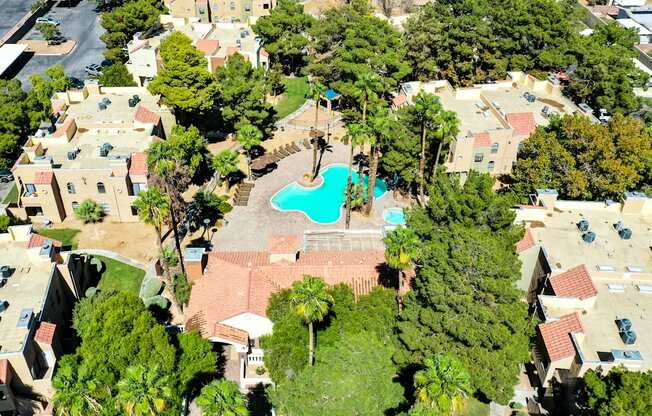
(271, 164, 387, 224)
(383, 208, 406, 225)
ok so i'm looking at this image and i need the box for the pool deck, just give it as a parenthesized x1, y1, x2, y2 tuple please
(213, 141, 407, 251)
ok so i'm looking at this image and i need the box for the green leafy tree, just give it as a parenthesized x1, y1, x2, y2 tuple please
(26, 65, 71, 127)
(0, 79, 29, 169)
(212, 150, 240, 186)
(196, 380, 248, 416)
(343, 122, 370, 228)
(252, 0, 315, 73)
(99, 63, 137, 87)
(215, 53, 277, 136)
(52, 356, 108, 416)
(269, 331, 404, 415)
(395, 172, 530, 404)
(384, 226, 419, 302)
(164, 125, 211, 180)
(176, 331, 216, 395)
(354, 72, 383, 122)
(413, 355, 472, 415)
(173, 274, 191, 306)
(74, 199, 104, 223)
(235, 124, 263, 180)
(0, 215, 11, 232)
(365, 106, 396, 214)
(189, 191, 232, 229)
(36, 23, 59, 41)
(580, 367, 652, 416)
(148, 32, 218, 125)
(116, 365, 174, 416)
(510, 114, 652, 201)
(289, 275, 334, 366)
(100, 0, 163, 62)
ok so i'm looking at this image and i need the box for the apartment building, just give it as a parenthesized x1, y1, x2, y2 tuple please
(0, 225, 91, 411)
(165, 0, 276, 23)
(126, 16, 269, 86)
(393, 72, 580, 178)
(514, 189, 652, 394)
(11, 82, 174, 224)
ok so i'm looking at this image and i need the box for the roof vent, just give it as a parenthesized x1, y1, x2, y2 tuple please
(0, 266, 11, 278)
(619, 228, 632, 240)
(582, 231, 596, 243)
(616, 318, 632, 332)
(99, 143, 113, 157)
(98, 102, 107, 111)
(67, 151, 77, 160)
(620, 330, 637, 345)
(577, 219, 590, 232)
(16, 308, 33, 328)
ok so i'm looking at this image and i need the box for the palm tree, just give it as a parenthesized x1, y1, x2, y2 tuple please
(308, 79, 327, 128)
(236, 124, 263, 180)
(411, 92, 443, 206)
(116, 365, 173, 416)
(52, 358, 108, 416)
(344, 123, 369, 229)
(364, 106, 393, 215)
(431, 109, 460, 179)
(133, 187, 180, 313)
(354, 72, 382, 122)
(212, 150, 240, 190)
(413, 355, 472, 415)
(384, 227, 419, 309)
(289, 275, 334, 366)
(196, 380, 248, 416)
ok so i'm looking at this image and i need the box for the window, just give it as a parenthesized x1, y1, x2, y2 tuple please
(230, 1, 236, 10)
(131, 206, 139, 216)
(474, 153, 484, 162)
(97, 182, 106, 194)
(25, 206, 43, 216)
(72, 201, 79, 211)
(263, 3, 269, 8)
(100, 203, 111, 214)
(25, 183, 36, 194)
(487, 161, 495, 171)
(67, 182, 75, 194)
(490, 143, 499, 154)
(131, 182, 146, 195)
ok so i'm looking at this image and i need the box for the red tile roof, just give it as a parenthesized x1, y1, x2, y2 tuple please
(0, 359, 12, 384)
(134, 105, 161, 125)
(473, 132, 491, 149)
(52, 117, 76, 138)
(516, 228, 536, 253)
(196, 39, 219, 56)
(129, 152, 148, 176)
(27, 234, 62, 249)
(185, 245, 388, 337)
(592, 5, 619, 16)
(549, 265, 598, 300)
(34, 171, 54, 185)
(34, 322, 56, 345)
(213, 323, 249, 345)
(226, 47, 240, 56)
(506, 112, 536, 136)
(392, 95, 407, 107)
(260, 47, 269, 58)
(538, 313, 584, 361)
(269, 235, 299, 254)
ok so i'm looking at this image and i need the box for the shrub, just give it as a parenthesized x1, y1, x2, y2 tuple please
(0, 215, 11, 232)
(75, 199, 103, 223)
(173, 274, 191, 306)
(30, 0, 47, 12)
(140, 277, 163, 299)
(162, 247, 178, 267)
(143, 295, 170, 309)
(36, 23, 59, 41)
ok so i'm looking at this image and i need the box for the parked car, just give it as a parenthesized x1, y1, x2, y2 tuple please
(47, 35, 66, 45)
(598, 108, 612, 123)
(0, 170, 13, 183)
(68, 77, 84, 89)
(35, 17, 60, 26)
(578, 102, 594, 115)
(84, 64, 102, 76)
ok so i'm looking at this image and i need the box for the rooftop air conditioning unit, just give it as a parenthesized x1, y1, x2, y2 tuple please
(577, 219, 590, 232)
(618, 228, 632, 240)
(0, 266, 11, 278)
(582, 231, 596, 243)
(98, 102, 107, 111)
(616, 318, 632, 332)
(620, 330, 637, 345)
(67, 151, 77, 160)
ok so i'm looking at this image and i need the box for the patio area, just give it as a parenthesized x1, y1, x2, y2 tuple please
(212, 140, 406, 251)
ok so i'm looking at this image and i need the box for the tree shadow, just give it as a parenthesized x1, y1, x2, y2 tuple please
(246, 383, 273, 416)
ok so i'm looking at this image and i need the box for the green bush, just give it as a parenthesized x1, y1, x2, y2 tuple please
(75, 199, 104, 223)
(143, 295, 170, 309)
(162, 247, 178, 267)
(0, 215, 11, 232)
(30, 0, 47, 12)
(36, 23, 59, 41)
(140, 277, 163, 298)
(173, 274, 191, 306)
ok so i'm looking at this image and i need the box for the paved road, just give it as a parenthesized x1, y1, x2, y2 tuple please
(13, 0, 106, 86)
(0, 0, 31, 39)
(0, 180, 15, 204)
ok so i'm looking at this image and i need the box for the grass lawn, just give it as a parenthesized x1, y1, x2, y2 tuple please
(37, 228, 81, 250)
(275, 76, 309, 119)
(462, 397, 490, 416)
(2, 184, 18, 204)
(95, 255, 145, 295)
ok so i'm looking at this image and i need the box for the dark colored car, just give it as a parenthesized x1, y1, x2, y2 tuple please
(0, 170, 13, 183)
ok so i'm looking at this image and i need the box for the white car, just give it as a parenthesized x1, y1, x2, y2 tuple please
(36, 17, 60, 26)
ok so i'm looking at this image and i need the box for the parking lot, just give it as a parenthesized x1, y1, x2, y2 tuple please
(13, 0, 106, 87)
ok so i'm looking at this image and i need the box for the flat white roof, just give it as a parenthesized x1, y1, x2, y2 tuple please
(0, 44, 27, 76)
(617, 18, 652, 35)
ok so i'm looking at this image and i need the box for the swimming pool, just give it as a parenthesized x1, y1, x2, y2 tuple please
(270, 164, 387, 224)
(383, 208, 406, 225)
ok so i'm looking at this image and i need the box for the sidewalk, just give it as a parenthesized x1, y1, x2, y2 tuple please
(17, 39, 76, 55)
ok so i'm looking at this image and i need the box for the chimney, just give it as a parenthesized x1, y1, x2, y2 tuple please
(621, 191, 649, 215)
(535, 189, 558, 210)
(268, 235, 299, 264)
(184, 247, 206, 281)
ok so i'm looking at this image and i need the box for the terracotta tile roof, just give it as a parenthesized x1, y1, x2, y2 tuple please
(213, 323, 249, 345)
(134, 105, 161, 125)
(129, 152, 148, 176)
(516, 228, 536, 253)
(185, 246, 389, 337)
(196, 39, 219, 56)
(27, 234, 62, 249)
(538, 313, 584, 361)
(211, 56, 227, 68)
(52, 117, 76, 138)
(549, 265, 598, 300)
(269, 235, 299, 254)
(226, 47, 240, 56)
(34, 171, 54, 185)
(473, 132, 491, 149)
(506, 112, 536, 136)
(392, 95, 407, 107)
(260, 47, 269, 58)
(0, 359, 12, 384)
(592, 5, 619, 16)
(34, 322, 56, 345)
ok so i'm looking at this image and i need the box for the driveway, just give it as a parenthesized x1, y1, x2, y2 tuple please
(0, 180, 14, 203)
(13, 0, 106, 86)
(0, 0, 32, 39)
